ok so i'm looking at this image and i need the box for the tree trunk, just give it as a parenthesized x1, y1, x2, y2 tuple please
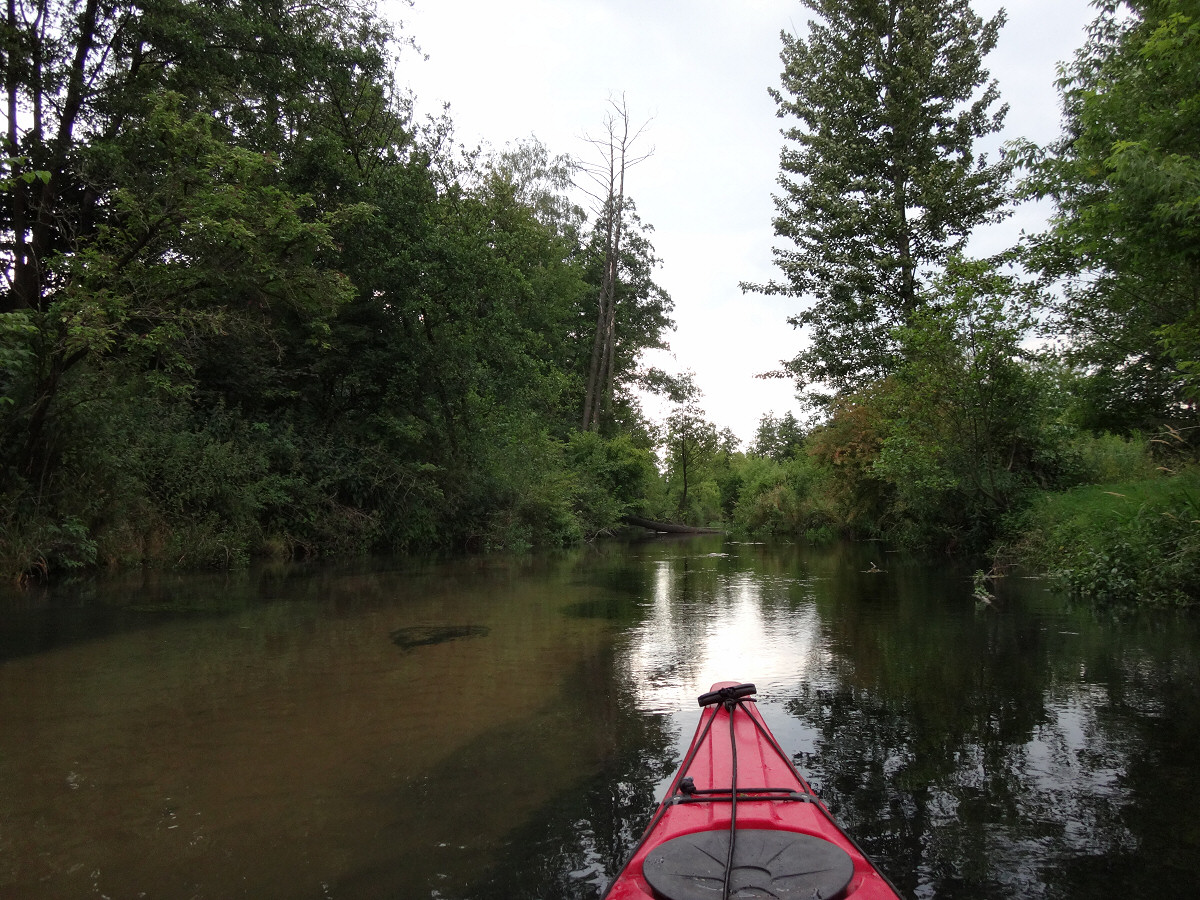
(579, 96, 651, 431)
(622, 515, 722, 534)
(582, 196, 617, 430)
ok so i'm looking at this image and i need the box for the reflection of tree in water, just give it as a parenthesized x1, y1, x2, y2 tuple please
(789, 683, 1050, 899)
(457, 542, 1200, 900)
(562, 547, 665, 624)
(1047, 627, 1200, 898)
(787, 591, 1200, 899)
(466, 650, 678, 900)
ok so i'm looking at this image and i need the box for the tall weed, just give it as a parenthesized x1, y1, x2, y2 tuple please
(1068, 432, 1159, 484)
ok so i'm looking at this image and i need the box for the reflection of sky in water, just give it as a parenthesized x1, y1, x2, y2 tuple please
(901, 687, 1138, 900)
(624, 557, 828, 711)
(1023, 688, 1134, 854)
(619, 552, 833, 797)
(905, 688, 1138, 900)
(615, 545, 1153, 894)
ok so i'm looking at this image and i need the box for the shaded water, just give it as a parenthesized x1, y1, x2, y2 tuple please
(2, 537, 1199, 899)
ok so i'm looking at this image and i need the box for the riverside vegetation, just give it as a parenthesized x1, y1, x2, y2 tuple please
(3, 0, 1198, 608)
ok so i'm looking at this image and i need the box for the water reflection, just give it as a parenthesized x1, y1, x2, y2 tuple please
(622, 544, 826, 712)
(462, 659, 677, 900)
(779, 569, 1200, 900)
(3, 541, 1200, 899)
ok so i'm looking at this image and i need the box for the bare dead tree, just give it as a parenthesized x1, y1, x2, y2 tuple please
(577, 94, 652, 431)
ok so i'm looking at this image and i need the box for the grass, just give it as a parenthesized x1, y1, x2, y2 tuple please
(1014, 469, 1200, 607)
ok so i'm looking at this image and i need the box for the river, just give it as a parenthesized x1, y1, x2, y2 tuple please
(1, 535, 1198, 899)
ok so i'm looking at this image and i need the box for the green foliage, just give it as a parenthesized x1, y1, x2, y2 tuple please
(729, 454, 835, 541)
(0, 155, 50, 192)
(806, 391, 895, 534)
(721, 0, 1200, 608)
(565, 431, 657, 535)
(0, 511, 97, 580)
(1021, 0, 1200, 432)
(871, 257, 1056, 548)
(59, 94, 352, 390)
(487, 139, 585, 242)
(441, 423, 661, 552)
(753, 0, 1012, 393)
(1056, 357, 1182, 435)
(977, 0, 1200, 607)
(971, 569, 996, 603)
(1069, 432, 1160, 484)
(750, 411, 806, 461)
(0, 0, 680, 576)
(779, 257, 1073, 550)
(661, 377, 722, 522)
(456, 416, 579, 552)
(1017, 473, 1200, 606)
(576, 200, 676, 433)
(0, 312, 36, 409)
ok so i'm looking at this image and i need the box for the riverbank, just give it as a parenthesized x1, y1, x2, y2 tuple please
(1005, 472, 1200, 607)
(716, 425, 1200, 608)
(5, 411, 1196, 610)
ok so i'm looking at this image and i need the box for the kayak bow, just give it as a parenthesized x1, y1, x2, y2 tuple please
(603, 682, 902, 900)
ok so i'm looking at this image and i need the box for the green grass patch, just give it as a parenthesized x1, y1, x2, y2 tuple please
(1016, 471, 1200, 606)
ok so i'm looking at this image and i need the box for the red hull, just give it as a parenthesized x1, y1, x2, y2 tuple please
(603, 682, 901, 900)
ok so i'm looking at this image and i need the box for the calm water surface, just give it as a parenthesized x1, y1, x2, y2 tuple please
(1, 537, 1198, 899)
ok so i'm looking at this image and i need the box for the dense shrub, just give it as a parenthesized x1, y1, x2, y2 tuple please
(730, 454, 835, 541)
(1066, 432, 1159, 485)
(565, 430, 657, 537)
(805, 393, 894, 536)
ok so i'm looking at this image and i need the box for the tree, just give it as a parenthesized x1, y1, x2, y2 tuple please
(751, 411, 806, 461)
(572, 200, 674, 435)
(0, 0, 684, 572)
(1, 0, 394, 315)
(578, 96, 654, 431)
(751, 0, 1011, 395)
(0, 0, 394, 480)
(663, 375, 720, 517)
(487, 138, 585, 241)
(1020, 0, 1200, 433)
(873, 256, 1050, 547)
(302, 128, 598, 548)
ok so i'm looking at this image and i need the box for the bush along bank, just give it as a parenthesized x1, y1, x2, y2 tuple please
(723, 409, 1200, 608)
(1007, 471, 1200, 608)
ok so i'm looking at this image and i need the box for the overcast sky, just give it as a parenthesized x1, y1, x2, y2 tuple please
(389, 0, 1098, 444)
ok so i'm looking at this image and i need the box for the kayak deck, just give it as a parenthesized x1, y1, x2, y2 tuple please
(603, 682, 901, 900)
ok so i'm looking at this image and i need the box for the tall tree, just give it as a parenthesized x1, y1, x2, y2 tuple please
(578, 95, 653, 431)
(1, 0, 392, 315)
(1020, 0, 1200, 432)
(751, 410, 805, 461)
(573, 200, 674, 434)
(751, 0, 1011, 396)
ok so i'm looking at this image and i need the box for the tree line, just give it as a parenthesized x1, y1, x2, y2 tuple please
(3, 0, 1197, 606)
(0, 0, 679, 574)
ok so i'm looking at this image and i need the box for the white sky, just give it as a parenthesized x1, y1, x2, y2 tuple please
(389, 0, 1097, 444)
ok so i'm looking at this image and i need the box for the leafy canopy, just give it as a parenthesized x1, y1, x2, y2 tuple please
(753, 0, 1011, 395)
(1020, 0, 1200, 432)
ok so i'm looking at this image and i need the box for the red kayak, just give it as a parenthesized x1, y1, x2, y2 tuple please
(603, 682, 902, 900)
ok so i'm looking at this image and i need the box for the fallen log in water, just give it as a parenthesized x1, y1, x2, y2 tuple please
(622, 515, 723, 535)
